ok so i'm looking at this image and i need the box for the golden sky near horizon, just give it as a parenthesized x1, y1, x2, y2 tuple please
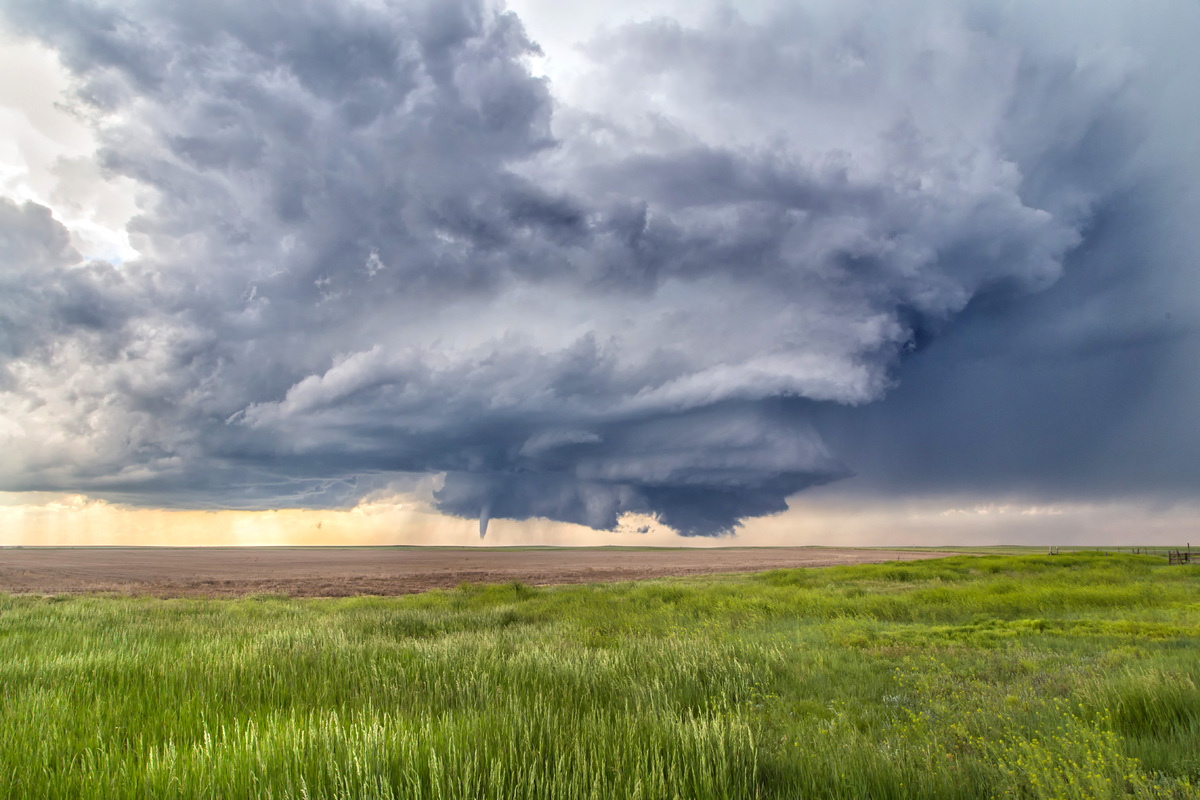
(2, 490, 1195, 548)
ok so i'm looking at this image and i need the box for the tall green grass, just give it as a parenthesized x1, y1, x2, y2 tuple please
(0, 553, 1196, 798)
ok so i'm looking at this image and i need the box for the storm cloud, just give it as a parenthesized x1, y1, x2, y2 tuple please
(0, 0, 1195, 535)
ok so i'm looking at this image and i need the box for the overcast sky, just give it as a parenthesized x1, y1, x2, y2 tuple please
(1, 0, 1197, 545)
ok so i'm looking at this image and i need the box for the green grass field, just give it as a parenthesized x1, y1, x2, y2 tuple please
(1, 553, 1197, 799)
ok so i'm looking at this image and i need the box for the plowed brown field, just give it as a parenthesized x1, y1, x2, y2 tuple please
(0, 546, 957, 597)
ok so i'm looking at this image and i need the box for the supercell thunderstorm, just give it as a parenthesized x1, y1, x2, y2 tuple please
(0, 0, 1195, 534)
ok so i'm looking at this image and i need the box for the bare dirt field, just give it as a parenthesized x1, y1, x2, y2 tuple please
(0, 547, 957, 597)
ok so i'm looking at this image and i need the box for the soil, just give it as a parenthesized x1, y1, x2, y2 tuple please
(0, 546, 958, 598)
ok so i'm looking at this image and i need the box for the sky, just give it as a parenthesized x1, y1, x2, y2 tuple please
(0, 0, 1197, 547)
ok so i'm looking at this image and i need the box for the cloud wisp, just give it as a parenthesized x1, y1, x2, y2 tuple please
(0, 0, 1195, 536)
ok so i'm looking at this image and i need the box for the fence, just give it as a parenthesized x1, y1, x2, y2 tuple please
(1047, 545, 1193, 563)
(1168, 545, 1193, 566)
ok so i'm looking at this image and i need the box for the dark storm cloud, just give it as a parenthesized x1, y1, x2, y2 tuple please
(810, 186, 1200, 501)
(0, 0, 1192, 534)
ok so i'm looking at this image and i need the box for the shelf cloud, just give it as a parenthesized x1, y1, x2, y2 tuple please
(0, 0, 1196, 535)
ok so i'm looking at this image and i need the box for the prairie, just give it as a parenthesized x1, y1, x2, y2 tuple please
(0, 553, 1197, 798)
